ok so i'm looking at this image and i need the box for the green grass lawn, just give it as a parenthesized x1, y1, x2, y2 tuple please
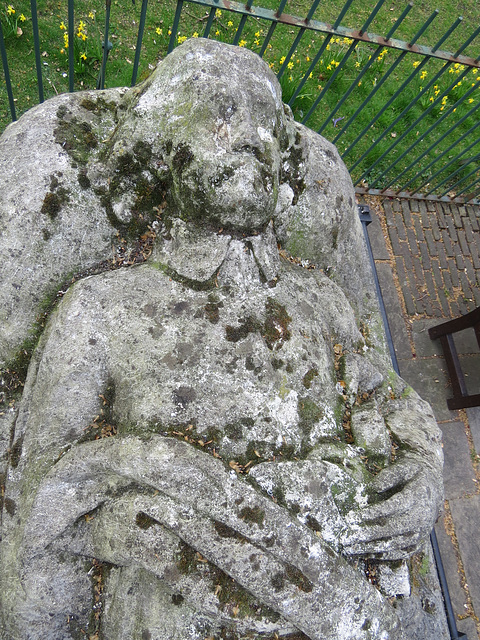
(1, 0, 479, 194)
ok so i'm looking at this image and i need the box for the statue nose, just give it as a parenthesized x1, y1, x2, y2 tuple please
(231, 134, 265, 160)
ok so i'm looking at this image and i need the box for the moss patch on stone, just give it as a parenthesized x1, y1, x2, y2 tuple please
(297, 396, 324, 437)
(239, 505, 265, 528)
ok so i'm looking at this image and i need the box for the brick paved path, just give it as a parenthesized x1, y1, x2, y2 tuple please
(383, 199, 480, 318)
(364, 195, 480, 640)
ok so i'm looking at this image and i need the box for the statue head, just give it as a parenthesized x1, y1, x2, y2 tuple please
(113, 39, 294, 231)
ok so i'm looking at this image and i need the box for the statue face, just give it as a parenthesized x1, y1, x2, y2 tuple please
(146, 41, 288, 230)
(174, 83, 282, 230)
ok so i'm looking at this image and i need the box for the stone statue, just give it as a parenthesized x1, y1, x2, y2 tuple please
(0, 39, 444, 639)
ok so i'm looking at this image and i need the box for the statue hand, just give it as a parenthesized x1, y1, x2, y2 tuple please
(341, 454, 443, 560)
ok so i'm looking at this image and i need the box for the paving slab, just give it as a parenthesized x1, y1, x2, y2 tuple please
(456, 614, 479, 640)
(414, 320, 480, 358)
(460, 355, 480, 398)
(449, 495, 480, 619)
(375, 262, 412, 360)
(440, 422, 477, 500)
(434, 514, 469, 618)
(367, 209, 391, 260)
(398, 358, 458, 422)
(466, 407, 480, 455)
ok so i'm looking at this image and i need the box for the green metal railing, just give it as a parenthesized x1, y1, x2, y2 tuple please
(1, 0, 479, 203)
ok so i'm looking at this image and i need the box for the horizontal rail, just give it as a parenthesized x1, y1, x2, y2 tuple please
(184, 0, 480, 68)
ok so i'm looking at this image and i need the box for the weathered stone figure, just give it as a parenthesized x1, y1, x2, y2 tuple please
(0, 40, 444, 639)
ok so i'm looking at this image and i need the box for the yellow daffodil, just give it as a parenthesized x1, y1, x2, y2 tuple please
(227, 21, 233, 27)
(238, 39, 247, 47)
(156, 27, 162, 35)
(287, 61, 294, 70)
(19, 13, 26, 21)
(177, 35, 187, 43)
(413, 61, 420, 68)
(88, 11, 95, 19)
(192, 31, 199, 38)
(7, 5, 15, 15)
(215, 9, 222, 17)
(80, 52, 87, 61)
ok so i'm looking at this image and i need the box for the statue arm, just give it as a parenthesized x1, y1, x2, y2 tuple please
(341, 387, 444, 560)
(12, 279, 110, 463)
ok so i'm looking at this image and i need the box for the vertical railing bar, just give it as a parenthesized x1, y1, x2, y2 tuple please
(403, 124, 480, 193)
(396, 110, 480, 193)
(277, 0, 321, 80)
(29, 0, 44, 103)
(277, 29, 307, 80)
(296, 35, 334, 123)
(203, 7, 217, 38)
(356, 57, 464, 184)
(232, 0, 254, 45)
(168, 0, 184, 52)
(259, 21, 277, 57)
(454, 23, 480, 58)
(358, 0, 387, 36)
(302, 39, 357, 126)
(425, 148, 480, 196)
(258, 0, 288, 57)
(351, 57, 439, 177)
(373, 74, 477, 190)
(426, 152, 480, 197)
(98, 0, 111, 90)
(336, 7, 438, 146)
(68, 0, 74, 91)
(431, 16, 463, 53)
(307, 2, 413, 131)
(288, 34, 331, 108)
(459, 180, 480, 201)
(303, 0, 323, 23)
(335, 51, 407, 145)
(429, 151, 480, 197)
(288, 0, 341, 101)
(439, 157, 480, 197)
(391, 102, 479, 192)
(350, 16, 463, 176)
(332, 6, 437, 143)
(333, 0, 356, 30)
(382, 1, 414, 41)
(0, 16, 16, 121)
(131, 0, 148, 86)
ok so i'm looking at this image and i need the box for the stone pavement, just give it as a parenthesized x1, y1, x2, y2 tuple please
(364, 195, 480, 640)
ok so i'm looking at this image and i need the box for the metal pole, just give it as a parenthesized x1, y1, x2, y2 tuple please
(29, 0, 44, 103)
(0, 15, 16, 121)
(131, 0, 148, 86)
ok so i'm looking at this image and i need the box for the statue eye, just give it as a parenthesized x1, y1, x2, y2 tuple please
(218, 101, 237, 122)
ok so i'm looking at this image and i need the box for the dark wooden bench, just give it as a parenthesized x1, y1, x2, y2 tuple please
(428, 306, 480, 410)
